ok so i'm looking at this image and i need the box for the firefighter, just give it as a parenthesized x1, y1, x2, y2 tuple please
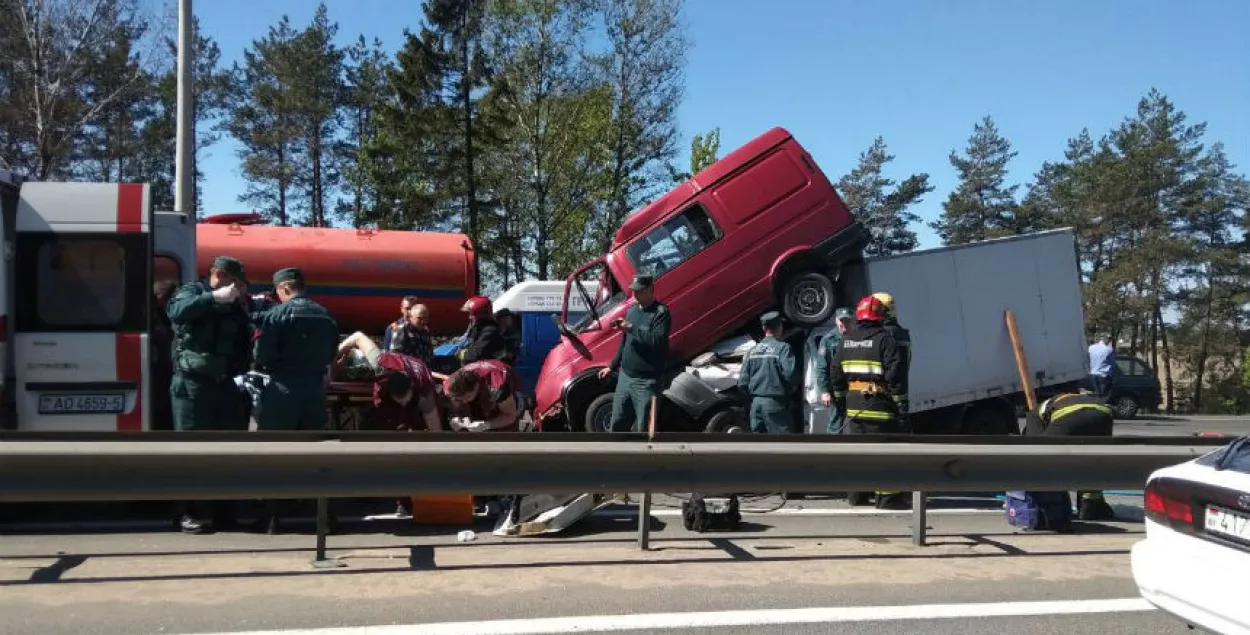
(872, 292, 911, 402)
(598, 275, 672, 432)
(1025, 390, 1117, 521)
(738, 311, 797, 434)
(443, 360, 522, 432)
(458, 296, 509, 364)
(253, 268, 340, 431)
(166, 255, 254, 534)
(829, 295, 910, 510)
(814, 307, 855, 433)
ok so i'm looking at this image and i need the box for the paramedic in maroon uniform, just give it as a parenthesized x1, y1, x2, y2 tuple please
(443, 360, 522, 432)
(335, 332, 443, 432)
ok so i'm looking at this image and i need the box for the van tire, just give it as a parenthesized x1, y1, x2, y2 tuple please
(781, 272, 836, 326)
(583, 393, 616, 433)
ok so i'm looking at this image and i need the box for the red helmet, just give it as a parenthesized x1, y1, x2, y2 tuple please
(462, 295, 493, 319)
(855, 295, 887, 322)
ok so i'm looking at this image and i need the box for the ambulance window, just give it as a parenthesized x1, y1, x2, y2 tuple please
(15, 232, 149, 333)
(37, 240, 127, 326)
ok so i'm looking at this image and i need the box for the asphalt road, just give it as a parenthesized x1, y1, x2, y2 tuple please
(0, 501, 1192, 635)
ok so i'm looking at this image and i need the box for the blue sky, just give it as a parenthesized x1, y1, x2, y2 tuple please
(195, 0, 1250, 249)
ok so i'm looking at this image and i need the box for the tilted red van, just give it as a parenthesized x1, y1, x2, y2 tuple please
(534, 127, 866, 431)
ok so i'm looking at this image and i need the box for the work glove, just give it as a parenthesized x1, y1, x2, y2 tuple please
(463, 420, 489, 433)
(211, 285, 240, 304)
(449, 417, 469, 431)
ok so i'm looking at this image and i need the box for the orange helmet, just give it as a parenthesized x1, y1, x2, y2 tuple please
(462, 295, 493, 319)
(855, 295, 887, 322)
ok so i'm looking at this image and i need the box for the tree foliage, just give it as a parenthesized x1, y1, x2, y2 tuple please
(836, 137, 932, 256)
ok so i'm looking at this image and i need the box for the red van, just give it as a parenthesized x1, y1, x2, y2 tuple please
(533, 127, 866, 431)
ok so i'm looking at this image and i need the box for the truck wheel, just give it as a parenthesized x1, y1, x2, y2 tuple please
(782, 272, 835, 326)
(962, 404, 1016, 435)
(1112, 395, 1139, 420)
(583, 393, 616, 432)
(705, 407, 748, 434)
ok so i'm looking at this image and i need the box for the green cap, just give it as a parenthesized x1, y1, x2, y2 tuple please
(630, 275, 654, 291)
(211, 256, 245, 280)
(760, 310, 782, 326)
(273, 267, 304, 286)
(834, 307, 854, 322)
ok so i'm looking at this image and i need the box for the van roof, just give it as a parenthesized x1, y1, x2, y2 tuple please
(612, 127, 794, 246)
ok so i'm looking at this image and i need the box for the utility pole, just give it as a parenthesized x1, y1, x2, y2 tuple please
(174, 0, 195, 215)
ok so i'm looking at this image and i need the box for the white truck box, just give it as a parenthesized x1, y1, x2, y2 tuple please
(808, 228, 1089, 434)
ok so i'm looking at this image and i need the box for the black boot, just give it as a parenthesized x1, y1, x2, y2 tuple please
(847, 492, 872, 507)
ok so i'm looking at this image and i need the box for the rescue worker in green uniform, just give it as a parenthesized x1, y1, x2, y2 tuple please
(598, 275, 671, 433)
(829, 295, 910, 510)
(1024, 390, 1118, 521)
(814, 307, 855, 434)
(166, 255, 253, 534)
(253, 268, 340, 431)
(738, 311, 797, 434)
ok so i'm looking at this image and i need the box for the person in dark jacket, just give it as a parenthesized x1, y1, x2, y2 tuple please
(598, 275, 671, 433)
(382, 296, 418, 350)
(253, 268, 340, 431)
(872, 292, 911, 401)
(151, 280, 178, 431)
(1024, 390, 1117, 521)
(458, 296, 508, 364)
(829, 294, 910, 510)
(166, 256, 254, 534)
(815, 307, 855, 433)
(390, 303, 434, 365)
(738, 311, 797, 434)
(494, 308, 521, 365)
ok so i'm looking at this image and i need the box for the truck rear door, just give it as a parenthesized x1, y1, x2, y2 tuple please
(14, 183, 152, 431)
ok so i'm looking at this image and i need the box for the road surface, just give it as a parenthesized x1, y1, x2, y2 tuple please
(0, 502, 1193, 635)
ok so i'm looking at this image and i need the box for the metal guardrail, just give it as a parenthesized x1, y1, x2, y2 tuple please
(0, 434, 1229, 562)
(0, 436, 1223, 503)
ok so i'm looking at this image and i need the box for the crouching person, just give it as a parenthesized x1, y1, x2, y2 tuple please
(1024, 390, 1117, 521)
(443, 360, 521, 432)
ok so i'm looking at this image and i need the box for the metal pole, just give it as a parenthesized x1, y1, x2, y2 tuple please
(174, 0, 194, 215)
(638, 397, 658, 551)
(911, 491, 928, 546)
(311, 497, 343, 569)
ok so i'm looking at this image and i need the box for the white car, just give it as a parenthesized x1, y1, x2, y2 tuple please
(1131, 436, 1250, 634)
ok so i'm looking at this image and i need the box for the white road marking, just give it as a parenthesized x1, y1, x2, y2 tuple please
(182, 598, 1155, 635)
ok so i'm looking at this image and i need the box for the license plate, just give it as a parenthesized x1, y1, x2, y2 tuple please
(38, 393, 126, 415)
(1204, 504, 1250, 542)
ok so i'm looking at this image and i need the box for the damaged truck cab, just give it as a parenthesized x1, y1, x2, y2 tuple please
(534, 127, 867, 432)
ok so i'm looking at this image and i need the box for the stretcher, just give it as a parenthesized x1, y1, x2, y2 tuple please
(325, 381, 374, 431)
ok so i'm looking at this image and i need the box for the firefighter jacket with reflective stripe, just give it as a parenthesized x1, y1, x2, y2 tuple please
(1037, 393, 1113, 437)
(829, 321, 904, 421)
(883, 318, 912, 396)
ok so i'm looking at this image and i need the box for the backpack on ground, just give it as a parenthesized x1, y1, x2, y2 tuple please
(1005, 490, 1073, 532)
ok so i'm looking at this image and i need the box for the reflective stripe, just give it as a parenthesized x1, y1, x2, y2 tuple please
(1052, 402, 1112, 421)
(840, 360, 883, 375)
(846, 409, 894, 420)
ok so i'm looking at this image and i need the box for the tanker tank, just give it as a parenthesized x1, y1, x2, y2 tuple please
(196, 214, 477, 337)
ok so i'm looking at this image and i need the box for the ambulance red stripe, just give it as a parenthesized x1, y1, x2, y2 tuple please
(115, 184, 146, 431)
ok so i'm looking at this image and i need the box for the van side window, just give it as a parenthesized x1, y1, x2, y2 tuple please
(626, 204, 722, 279)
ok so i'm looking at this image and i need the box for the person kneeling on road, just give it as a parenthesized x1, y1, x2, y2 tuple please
(738, 311, 797, 434)
(444, 360, 522, 432)
(1024, 390, 1117, 521)
(336, 332, 444, 433)
(829, 295, 910, 510)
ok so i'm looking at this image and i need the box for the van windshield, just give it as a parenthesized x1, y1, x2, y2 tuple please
(568, 261, 626, 334)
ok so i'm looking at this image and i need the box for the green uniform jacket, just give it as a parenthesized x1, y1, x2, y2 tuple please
(166, 280, 253, 380)
(609, 302, 671, 378)
(254, 295, 340, 376)
(738, 335, 797, 398)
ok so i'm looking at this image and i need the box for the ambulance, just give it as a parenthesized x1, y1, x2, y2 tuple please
(0, 175, 194, 431)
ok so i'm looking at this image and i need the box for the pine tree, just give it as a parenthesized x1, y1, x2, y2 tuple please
(835, 137, 931, 256)
(338, 36, 393, 227)
(594, 0, 688, 252)
(931, 116, 1020, 245)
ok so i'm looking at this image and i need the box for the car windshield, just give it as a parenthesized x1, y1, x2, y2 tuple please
(568, 261, 626, 334)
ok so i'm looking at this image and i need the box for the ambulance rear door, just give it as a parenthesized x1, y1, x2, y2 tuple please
(14, 182, 152, 431)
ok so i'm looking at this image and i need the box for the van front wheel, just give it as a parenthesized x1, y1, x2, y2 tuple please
(782, 272, 835, 326)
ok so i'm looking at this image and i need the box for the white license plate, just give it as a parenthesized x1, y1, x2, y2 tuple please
(1204, 504, 1250, 542)
(38, 393, 126, 415)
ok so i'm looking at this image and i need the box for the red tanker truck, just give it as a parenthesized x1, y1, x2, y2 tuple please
(159, 213, 477, 338)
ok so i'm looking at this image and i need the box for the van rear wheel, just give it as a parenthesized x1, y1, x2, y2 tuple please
(583, 393, 616, 432)
(782, 272, 835, 326)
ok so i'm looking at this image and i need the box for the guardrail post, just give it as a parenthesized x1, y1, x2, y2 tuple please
(911, 491, 927, 546)
(637, 492, 652, 550)
(311, 497, 344, 569)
